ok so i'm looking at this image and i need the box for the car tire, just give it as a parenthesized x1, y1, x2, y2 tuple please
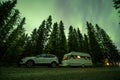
(26, 60, 34, 67)
(51, 62, 57, 68)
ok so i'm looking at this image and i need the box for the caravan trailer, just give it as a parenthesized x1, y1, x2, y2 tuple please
(62, 52, 93, 67)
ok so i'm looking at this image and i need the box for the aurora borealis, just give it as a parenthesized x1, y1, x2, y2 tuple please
(1, 0, 120, 50)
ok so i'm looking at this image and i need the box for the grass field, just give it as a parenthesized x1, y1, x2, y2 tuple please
(0, 66, 120, 80)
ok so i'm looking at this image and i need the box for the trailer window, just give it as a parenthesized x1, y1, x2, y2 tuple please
(87, 57, 91, 60)
(81, 56, 91, 60)
(71, 55, 81, 59)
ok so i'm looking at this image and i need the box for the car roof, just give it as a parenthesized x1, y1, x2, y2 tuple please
(40, 53, 56, 56)
(64, 52, 91, 57)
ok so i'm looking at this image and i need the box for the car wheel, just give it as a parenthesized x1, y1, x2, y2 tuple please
(51, 62, 57, 68)
(26, 60, 34, 67)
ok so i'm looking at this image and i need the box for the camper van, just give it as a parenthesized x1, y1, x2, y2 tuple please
(62, 52, 93, 67)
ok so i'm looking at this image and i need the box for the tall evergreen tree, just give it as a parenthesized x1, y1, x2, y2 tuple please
(3, 17, 26, 65)
(68, 26, 82, 52)
(83, 34, 89, 53)
(14, 33, 28, 65)
(77, 28, 84, 52)
(0, 0, 18, 61)
(68, 26, 74, 52)
(23, 16, 52, 56)
(36, 20, 46, 54)
(96, 24, 120, 65)
(29, 28, 38, 55)
(86, 22, 103, 64)
(58, 21, 67, 61)
(45, 22, 59, 56)
(0, 10, 19, 43)
(46, 15, 52, 32)
(73, 28, 79, 51)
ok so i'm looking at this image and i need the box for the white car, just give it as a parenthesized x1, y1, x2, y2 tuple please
(20, 53, 59, 67)
(62, 52, 93, 67)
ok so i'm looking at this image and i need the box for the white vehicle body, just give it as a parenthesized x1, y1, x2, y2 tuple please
(20, 54, 59, 67)
(62, 52, 93, 67)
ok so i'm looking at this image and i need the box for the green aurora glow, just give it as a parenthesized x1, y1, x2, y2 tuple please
(1, 0, 120, 50)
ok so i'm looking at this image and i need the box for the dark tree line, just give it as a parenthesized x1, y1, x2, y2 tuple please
(0, 0, 119, 66)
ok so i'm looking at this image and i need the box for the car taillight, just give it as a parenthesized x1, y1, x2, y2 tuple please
(63, 56, 68, 60)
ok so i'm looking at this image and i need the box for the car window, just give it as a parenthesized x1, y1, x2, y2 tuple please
(46, 54, 55, 58)
(39, 54, 55, 58)
(40, 54, 47, 57)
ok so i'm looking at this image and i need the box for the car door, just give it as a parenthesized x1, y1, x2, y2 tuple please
(44, 54, 55, 64)
(35, 54, 47, 64)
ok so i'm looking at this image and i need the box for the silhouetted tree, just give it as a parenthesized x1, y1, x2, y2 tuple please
(83, 34, 89, 53)
(35, 20, 46, 54)
(27, 16, 52, 55)
(14, 33, 29, 65)
(68, 26, 74, 52)
(3, 17, 26, 65)
(1, 10, 19, 43)
(96, 24, 120, 65)
(0, 0, 18, 62)
(28, 28, 38, 55)
(46, 15, 52, 32)
(45, 22, 59, 56)
(68, 27, 83, 52)
(77, 28, 84, 52)
(73, 28, 79, 51)
(58, 21, 67, 61)
(86, 22, 103, 65)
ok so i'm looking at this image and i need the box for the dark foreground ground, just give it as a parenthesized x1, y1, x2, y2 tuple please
(0, 66, 120, 80)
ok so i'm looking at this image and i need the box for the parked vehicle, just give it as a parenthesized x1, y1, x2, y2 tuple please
(20, 53, 59, 67)
(62, 52, 93, 67)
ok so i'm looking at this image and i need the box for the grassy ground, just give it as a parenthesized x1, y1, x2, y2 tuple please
(0, 66, 120, 80)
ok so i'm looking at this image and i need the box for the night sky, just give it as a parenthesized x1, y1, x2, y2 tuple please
(1, 0, 120, 50)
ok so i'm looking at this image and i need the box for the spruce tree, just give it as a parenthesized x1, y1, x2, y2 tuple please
(77, 28, 84, 52)
(3, 17, 26, 65)
(35, 16, 52, 55)
(1, 10, 19, 43)
(83, 34, 89, 53)
(86, 22, 103, 64)
(96, 24, 120, 65)
(36, 20, 46, 54)
(68, 26, 74, 52)
(45, 22, 59, 56)
(0, 0, 18, 61)
(58, 21, 67, 61)
(73, 28, 79, 51)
